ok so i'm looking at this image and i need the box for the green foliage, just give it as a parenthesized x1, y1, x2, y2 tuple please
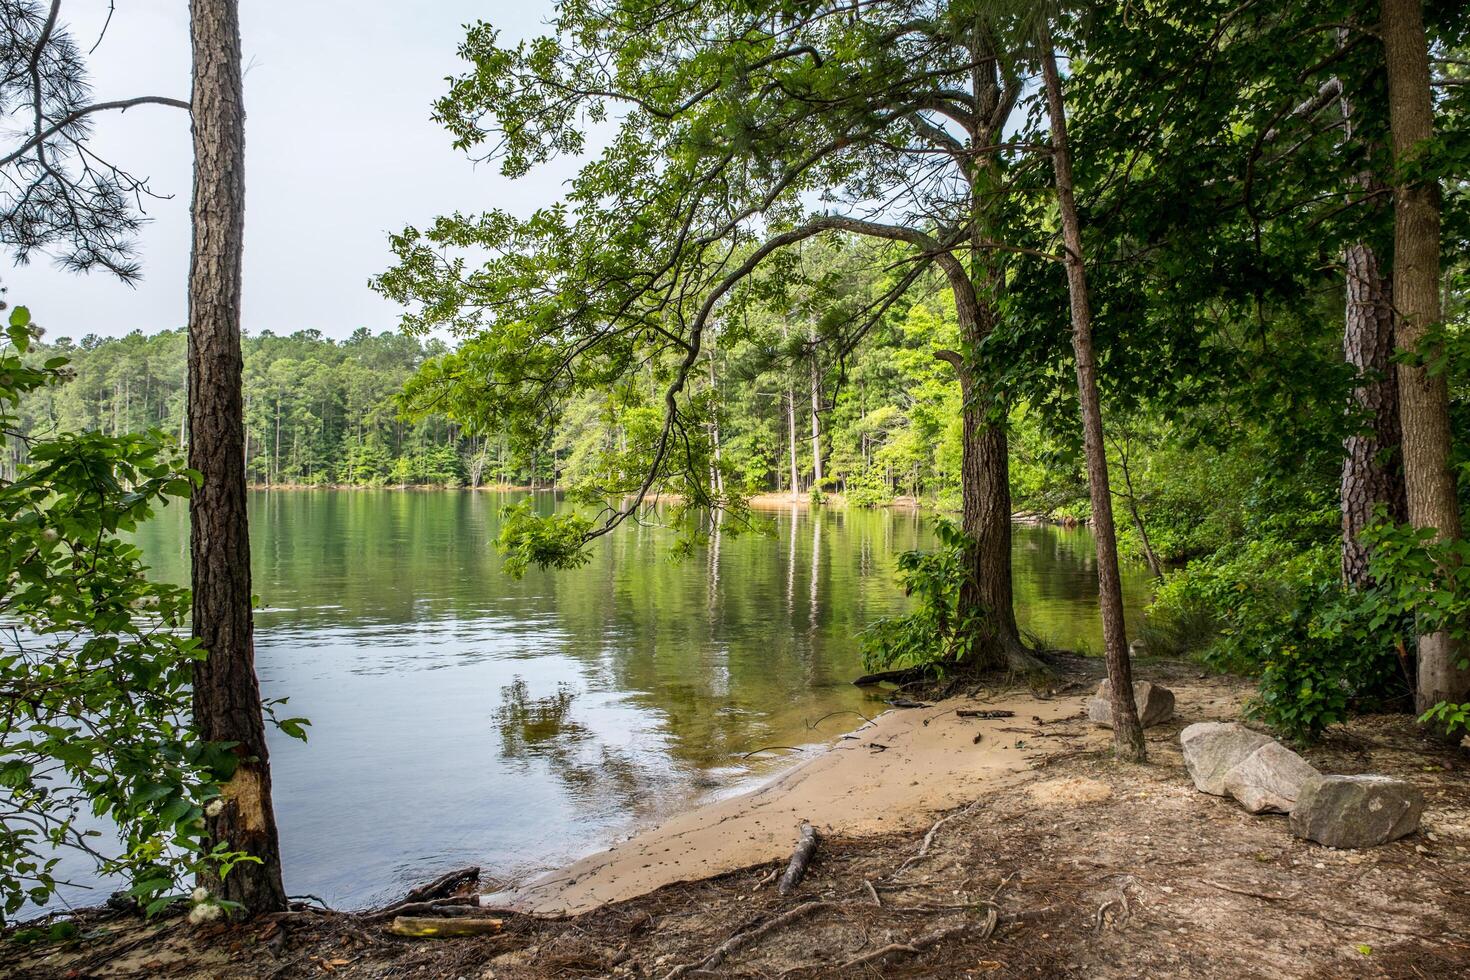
(1348, 521, 1470, 736)
(859, 519, 976, 674)
(496, 502, 594, 579)
(1146, 539, 1405, 741)
(0, 305, 229, 918)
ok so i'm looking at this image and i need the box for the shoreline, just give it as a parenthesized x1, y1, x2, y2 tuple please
(244, 483, 1078, 523)
(9, 668, 1467, 978)
(494, 686, 1102, 916)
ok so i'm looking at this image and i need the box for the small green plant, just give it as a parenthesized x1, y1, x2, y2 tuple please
(859, 518, 976, 674)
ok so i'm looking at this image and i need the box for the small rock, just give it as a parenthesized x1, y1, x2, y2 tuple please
(1222, 742, 1322, 814)
(1180, 722, 1274, 795)
(1290, 775, 1424, 848)
(1087, 680, 1175, 729)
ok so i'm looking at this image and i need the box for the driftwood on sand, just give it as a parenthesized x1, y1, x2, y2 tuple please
(777, 822, 819, 897)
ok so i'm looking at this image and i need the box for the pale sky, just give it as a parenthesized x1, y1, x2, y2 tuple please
(6, 1, 576, 341)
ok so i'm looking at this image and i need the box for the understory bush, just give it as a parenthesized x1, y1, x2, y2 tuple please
(859, 518, 973, 674)
(1144, 538, 1408, 740)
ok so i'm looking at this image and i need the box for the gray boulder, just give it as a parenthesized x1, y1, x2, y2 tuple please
(1087, 680, 1175, 729)
(1289, 775, 1423, 848)
(1222, 742, 1321, 814)
(1180, 722, 1274, 796)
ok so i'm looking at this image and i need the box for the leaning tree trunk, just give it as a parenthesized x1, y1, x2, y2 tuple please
(1340, 241, 1406, 587)
(1381, 0, 1468, 724)
(1040, 35, 1145, 762)
(187, 0, 288, 914)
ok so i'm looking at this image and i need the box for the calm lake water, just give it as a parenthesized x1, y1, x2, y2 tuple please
(74, 491, 1151, 910)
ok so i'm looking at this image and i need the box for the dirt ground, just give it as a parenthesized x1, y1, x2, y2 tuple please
(5, 666, 1468, 979)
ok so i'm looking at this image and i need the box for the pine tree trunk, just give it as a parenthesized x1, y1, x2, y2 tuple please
(809, 332, 824, 493)
(1340, 242, 1406, 586)
(1041, 35, 1145, 762)
(187, 0, 288, 915)
(786, 388, 800, 500)
(1381, 0, 1468, 722)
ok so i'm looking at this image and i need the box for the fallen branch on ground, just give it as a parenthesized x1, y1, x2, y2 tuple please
(957, 709, 1015, 719)
(388, 915, 504, 938)
(852, 666, 931, 686)
(778, 822, 819, 896)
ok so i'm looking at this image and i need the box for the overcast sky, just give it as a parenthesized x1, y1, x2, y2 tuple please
(6, 1, 575, 342)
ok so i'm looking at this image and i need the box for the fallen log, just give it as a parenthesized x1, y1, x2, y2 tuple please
(403, 866, 480, 904)
(361, 897, 478, 923)
(852, 666, 930, 687)
(388, 915, 504, 938)
(777, 822, 819, 896)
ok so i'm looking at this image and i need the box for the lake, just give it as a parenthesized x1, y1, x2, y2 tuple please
(82, 490, 1152, 910)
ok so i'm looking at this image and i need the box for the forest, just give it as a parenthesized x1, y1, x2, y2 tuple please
(2, 0, 1469, 977)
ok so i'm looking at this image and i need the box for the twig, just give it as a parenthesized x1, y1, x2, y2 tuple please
(1199, 879, 1298, 902)
(742, 745, 805, 760)
(862, 880, 882, 907)
(892, 798, 984, 877)
(807, 709, 874, 730)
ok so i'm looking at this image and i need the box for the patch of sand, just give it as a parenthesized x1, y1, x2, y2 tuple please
(500, 691, 1098, 915)
(1028, 776, 1114, 806)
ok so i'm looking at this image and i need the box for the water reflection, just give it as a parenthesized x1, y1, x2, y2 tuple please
(97, 490, 1152, 909)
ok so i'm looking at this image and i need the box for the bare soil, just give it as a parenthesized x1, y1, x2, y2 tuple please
(5, 666, 1468, 979)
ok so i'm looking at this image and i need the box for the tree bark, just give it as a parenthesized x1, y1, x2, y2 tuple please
(809, 327, 824, 494)
(1040, 34, 1145, 761)
(1340, 241, 1406, 586)
(1381, 0, 1468, 722)
(187, 0, 288, 914)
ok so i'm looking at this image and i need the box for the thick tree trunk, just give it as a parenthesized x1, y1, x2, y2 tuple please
(1381, 0, 1468, 722)
(1340, 242, 1406, 586)
(935, 305, 1029, 675)
(1041, 37, 1145, 762)
(187, 0, 287, 914)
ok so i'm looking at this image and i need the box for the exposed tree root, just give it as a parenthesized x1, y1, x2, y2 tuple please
(662, 901, 846, 980)
(835, 921, 974, 971)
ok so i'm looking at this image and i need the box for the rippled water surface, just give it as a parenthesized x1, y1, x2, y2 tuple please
(107, 490, 1149, 908)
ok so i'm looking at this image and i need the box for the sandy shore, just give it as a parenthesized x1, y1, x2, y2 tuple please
(498, 688, 1100, 915)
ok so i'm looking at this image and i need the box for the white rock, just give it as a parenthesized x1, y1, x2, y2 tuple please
(1222, 742, 1321, 814)
(1180, 721, 1274, 796)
